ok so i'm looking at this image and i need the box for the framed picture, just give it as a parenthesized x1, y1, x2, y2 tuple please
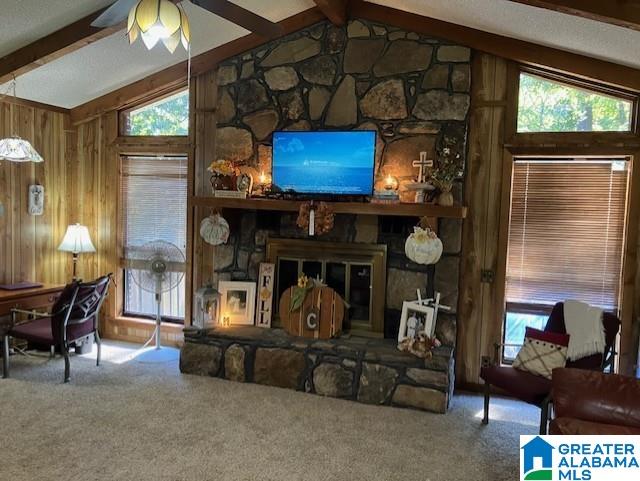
(219, 281, 256, 326)
(255, 263, 275, 328)
(397, 301, 436, 343)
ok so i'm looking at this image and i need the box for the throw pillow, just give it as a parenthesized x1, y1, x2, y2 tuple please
(513, 327, 570, 380)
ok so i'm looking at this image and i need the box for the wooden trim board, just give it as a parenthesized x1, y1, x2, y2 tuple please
(507, 1, 640, 32)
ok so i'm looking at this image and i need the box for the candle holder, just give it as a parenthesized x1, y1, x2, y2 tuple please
(384, 174, 399, 191)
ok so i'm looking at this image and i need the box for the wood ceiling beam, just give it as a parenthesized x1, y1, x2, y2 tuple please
(313, 0, 350, 26)
(0, 8, 124, 85)
(507, 0, 640, 32)
(351, 2, 640, 92)
(70, 8, 327, 123)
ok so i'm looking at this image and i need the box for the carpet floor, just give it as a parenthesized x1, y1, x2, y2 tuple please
(0, 342, 538, 481)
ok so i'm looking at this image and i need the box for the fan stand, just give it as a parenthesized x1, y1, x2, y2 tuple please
(134, 279, 180, 364)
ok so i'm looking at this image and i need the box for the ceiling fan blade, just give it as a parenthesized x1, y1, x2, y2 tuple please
(91, 0, 140, 28)
(191, 0, 284, 38)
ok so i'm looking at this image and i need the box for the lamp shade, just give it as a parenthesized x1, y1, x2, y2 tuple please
(58, 224, 96, 254)
(0, 136, 44, 163)
(127, 0, 190, 53)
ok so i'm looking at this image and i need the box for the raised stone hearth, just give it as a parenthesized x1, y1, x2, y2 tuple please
(181, 326, 454, 413)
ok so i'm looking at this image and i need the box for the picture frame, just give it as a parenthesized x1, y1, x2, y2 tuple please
(397, 301, 436, 343)
(218, 281, 256, 326)
(255, 263, 275, 328)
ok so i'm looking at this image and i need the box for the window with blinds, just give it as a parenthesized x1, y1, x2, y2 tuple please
(120, 156, 188, 322)
(503, 158, 630, 358)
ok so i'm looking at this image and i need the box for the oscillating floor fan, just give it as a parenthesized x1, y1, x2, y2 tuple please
(128, 240, 185, 363)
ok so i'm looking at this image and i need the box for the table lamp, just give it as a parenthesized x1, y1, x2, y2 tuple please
(58, 224, 96, 281)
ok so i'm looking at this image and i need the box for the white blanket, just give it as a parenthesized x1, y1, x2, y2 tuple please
(563, 300, 606, 361)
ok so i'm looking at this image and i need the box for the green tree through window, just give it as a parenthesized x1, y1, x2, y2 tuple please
(126, 90, 189, 136)
(517, 73, 632, 133)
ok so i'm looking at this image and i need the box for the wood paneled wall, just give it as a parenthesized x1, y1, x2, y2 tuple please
(0, 100, 72, 285)
(457, 54, 509, 386)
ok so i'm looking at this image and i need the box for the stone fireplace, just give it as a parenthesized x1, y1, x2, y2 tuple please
(183, 17, 470, 413)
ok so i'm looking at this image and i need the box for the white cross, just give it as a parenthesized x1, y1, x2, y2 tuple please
(412, 152, 433, 183)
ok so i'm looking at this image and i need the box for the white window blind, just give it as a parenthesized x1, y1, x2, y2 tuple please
(506, 158, 629, 312)
(120, 156, 188, 319)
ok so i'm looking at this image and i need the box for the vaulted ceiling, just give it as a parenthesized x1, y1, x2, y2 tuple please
(2, 0, 640, 109)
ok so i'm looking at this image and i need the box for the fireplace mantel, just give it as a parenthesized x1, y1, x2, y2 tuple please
(190, 196, 467, 219)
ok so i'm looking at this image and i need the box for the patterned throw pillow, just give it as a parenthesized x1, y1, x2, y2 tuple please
(513, 327, 570, 380)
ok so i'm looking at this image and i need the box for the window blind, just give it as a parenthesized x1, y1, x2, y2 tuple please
(120, 156, 188, 319)
(506, 158, 629, 312)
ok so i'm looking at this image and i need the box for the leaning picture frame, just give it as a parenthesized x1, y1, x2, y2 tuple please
(218, 281, 257, 326)
(397, 301, 436, 343)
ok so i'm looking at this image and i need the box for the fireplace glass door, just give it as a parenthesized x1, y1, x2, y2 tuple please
(276, 258, 372, 333)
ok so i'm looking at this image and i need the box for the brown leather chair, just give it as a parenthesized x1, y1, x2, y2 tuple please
(2, 275, 111, 383)
(551, 368, 640, 435)
(480, 302, 620, 434)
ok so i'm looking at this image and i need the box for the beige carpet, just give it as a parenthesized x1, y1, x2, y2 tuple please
(0, 342, 537, 481)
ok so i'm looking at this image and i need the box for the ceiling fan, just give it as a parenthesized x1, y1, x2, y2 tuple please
(92, 0, 284, 40)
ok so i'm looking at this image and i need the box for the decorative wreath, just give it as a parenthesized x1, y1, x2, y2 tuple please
(297, 202, 335, 236)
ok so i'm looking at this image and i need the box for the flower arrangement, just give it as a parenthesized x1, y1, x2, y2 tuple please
(430, 144, 463, 206)
(430, 146, 462, 193)
(398, 334, 442, 359)
(207, 159, 237, 176)
(290, 274, 314, 312)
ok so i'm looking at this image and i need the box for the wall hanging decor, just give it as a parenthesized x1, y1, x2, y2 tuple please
(200, 212, 230, 246)
(405, 218, 443, 265)
(297, 201, 334, 236)
(255, 263, 275, 328)
(28, 184, 44, 216)
(218, 281, 256, 326)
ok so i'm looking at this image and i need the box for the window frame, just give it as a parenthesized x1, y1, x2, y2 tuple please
(495, 149, 638, 370)
(506, 64, 640, 145)
(116, 152, 191, 326)
(118, 85, 190, 138)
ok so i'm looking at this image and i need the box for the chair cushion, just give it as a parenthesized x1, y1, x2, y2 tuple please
(11, 317, 54, 345)
(550, 418, 640, 435)
(513, 327, 570, 379)
(481, 365, 552, 405)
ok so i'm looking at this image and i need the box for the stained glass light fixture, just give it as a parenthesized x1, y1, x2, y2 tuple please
(0, 78, 43, 163)
(127, 0, 191, 53)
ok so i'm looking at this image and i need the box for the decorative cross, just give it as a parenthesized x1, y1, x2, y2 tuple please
(412, 152, 433, 183)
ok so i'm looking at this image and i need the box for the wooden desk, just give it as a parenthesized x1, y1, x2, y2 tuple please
(0, 285, 65, 321)
(1, 285, 64, 378)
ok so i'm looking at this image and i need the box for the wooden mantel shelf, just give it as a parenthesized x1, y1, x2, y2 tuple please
(189, 196, 467, 219)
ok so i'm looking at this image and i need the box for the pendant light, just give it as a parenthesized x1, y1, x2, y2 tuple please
(127, 0, 191, 53)
(0, 77, 43, 163)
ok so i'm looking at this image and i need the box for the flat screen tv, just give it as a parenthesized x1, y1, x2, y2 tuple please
(272, 131, 376, 196)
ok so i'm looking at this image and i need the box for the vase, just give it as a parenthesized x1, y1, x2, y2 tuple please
(437, 190, 454, 207)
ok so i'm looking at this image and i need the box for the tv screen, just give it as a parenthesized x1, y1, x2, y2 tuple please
(272, 131, 376, 195)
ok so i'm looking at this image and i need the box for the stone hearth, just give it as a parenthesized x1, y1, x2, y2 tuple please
(181, 326, 454, 413)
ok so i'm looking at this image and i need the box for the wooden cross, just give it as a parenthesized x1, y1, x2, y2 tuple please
(412, 152, 433, 183)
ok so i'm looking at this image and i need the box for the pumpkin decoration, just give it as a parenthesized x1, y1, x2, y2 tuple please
(405, 219, 442, 265)
(199, 213, 230, 246)
(297, 201, 335, 236)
